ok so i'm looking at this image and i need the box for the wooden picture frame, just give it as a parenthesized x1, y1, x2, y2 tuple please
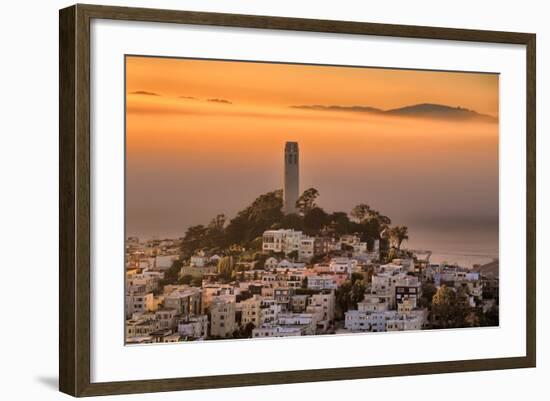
(59, 3, 536, 397)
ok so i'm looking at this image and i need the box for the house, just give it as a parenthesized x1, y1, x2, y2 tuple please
(125, 291, 155, 318)
(237, 296, 262, 327)
(126, 317, 160, 338)
(210, 296, 236, 338)
(290, 294, 310, 313)
(264, 257, 279, 269)
(306, 291, 335, 331)
(329, 257, 356, 274)
(357, 293, 390, 313)
(306, 275, 337, 290)
(252, 325, 303, 338)
(155, 308, 178, 330)
(164, 287, 202, 319)
(344, 310, 388, 332)
(178, 315, 209, 339)
(262, 229, 315, 261)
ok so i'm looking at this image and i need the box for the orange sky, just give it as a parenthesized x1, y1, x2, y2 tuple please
(126, 56, 498, 114)
(125, 55, 499, 257)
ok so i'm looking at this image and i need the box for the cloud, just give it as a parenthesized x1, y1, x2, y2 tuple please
(129, 90, 160, 96)
(178, 95, 198, 100)
(207, 98, 232, 104)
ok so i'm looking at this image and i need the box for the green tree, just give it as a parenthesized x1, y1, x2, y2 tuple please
(190, 276, 203, 287)
(160, 259, 184, 286)
(389, 226, 409, 250)
(432, 285, 470, 328)
(280, 213, 304, 231)
(217, 256, 235, 282)
(328, 212, 353, 235)
(304, 207, 329, 232)
(350, 204, 372, 222)
(351, 279, 366, 306)
(179, 274, 193, 285)
(205, 213, 227, 248)
(287, 250, 299, 261)
(253, 252, 268, 270)
(351, 272, 364, 284)
(181, 225, 208, 257)
(335, 280, 366, 318)
(418, 282, 437, 308)
(295, 188, 320, 215)
(225, 190, 284, 246)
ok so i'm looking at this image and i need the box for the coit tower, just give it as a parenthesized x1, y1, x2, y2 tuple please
(283, 141, 299, 214)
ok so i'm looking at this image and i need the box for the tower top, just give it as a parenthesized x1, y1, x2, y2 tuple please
(285, 141, 299, 152)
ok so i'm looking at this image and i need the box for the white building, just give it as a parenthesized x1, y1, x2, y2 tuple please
(357, 293, 389, 313)
(262, 229, 315, 262)
(190, 255, 209, 267)
(306, 275, 337, 290)
(299, 237, 315, 261)
(252, 325, 303, 338)
(178, 315, 208, 339)
(277, 313, 317, 334)
(329, 257, 356, 274)
(264, 257, 279, 269)
(344, 310, 388, 332)
(259, 298, 282, 324)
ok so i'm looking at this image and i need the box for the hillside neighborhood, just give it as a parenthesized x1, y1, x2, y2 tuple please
(125, 191, 499, 344)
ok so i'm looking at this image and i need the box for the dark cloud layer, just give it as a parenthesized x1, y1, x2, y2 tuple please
(207, 98, 232, 104)
(129, 90, 160, 96)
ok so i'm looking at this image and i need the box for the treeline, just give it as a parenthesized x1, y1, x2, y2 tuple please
(180, 188, 408, 259)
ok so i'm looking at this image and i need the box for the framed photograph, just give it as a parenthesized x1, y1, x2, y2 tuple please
(59, 4, 536, 397)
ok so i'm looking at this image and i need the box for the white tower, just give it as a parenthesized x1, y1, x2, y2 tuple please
(283, 142, 299, 214)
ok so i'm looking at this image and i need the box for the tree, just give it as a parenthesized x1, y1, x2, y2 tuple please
(287, 250, 299, 261)
(295, 188, 320, 215)
(350, 204, 372, 222)
(280, 213, 304, 231)
(233, 322, 256, 338)
(351, 280, 366, 306)
(253, 252, 268, 270)
(181, 225, 208, 257)
(160, 260, 184, 286)
(335, 279, 366, 318)
(190, 276, 203, 287)
(217, 256, 235, 282)
(431, 285, 470, 328)
(225, 190, 284, 246)
(303, 207, 329, 232)
(418, 282, 437, 308)
(179, 274, 193, 285)
(351, 204, 391, 226)
(208, 214, 226, 231)
(328, 212, 353, 235)
(389, 226, 409, 250)
(351, 272, 364, 284)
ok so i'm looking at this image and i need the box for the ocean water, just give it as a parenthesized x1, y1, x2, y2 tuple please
(404, 221, 498, 268)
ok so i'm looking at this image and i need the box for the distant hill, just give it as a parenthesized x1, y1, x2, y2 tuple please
(473, 259, 499, 278)
(291, 105, 383, 114)
(291, 102, 497, 122)
(384, 103, 497, 122)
